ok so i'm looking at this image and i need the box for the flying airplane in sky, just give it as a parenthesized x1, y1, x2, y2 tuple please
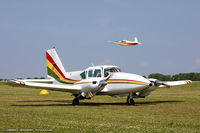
(14, 48, 192, 105)
(110, 37, 140, 46)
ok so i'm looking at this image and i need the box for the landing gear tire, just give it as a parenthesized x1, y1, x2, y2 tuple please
(72, 98, 79, 105)
(127, 97, 135, 105)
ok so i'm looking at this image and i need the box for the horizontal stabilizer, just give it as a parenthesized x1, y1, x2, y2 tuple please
(13, 79, 81, 93)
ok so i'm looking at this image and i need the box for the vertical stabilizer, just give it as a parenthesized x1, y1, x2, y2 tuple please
(46, 48, 77, 84)
(134, 37, 139, 43)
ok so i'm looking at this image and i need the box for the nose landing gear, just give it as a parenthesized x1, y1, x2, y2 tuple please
(127, 92, 135, 105)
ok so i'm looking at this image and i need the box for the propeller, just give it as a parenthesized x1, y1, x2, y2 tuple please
(149, 79, 171, 87)
(104, 72, 112, 81)
(79, 71, 115, 99)
(154, 79, 164, 86)
(79, 78, 108, 99)
(92, 79, 108, 89)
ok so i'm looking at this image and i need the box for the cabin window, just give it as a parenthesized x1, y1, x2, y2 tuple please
(88, 69, 102, 78)
(88, 70, 93, 77)
(94, 69, 101, 77)
(104, 69, 111, 77)
(116, 68, 121, 72)
(80, 71, 86, 79)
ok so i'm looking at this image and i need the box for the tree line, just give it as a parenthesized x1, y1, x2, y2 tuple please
(0, 77, 45, 81)
(148, 72, 200, 81)
(1, 73, 200, 81)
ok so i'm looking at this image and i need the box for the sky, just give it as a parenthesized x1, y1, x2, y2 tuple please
(0, 0, 200, 79)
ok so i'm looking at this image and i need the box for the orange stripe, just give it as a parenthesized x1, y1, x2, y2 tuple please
(107, 79, 149, 85)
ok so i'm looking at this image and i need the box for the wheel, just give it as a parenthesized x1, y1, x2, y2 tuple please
(72, 98, 79, 105)
(126, 97, 135, 105)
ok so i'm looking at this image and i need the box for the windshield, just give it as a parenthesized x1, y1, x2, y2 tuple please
(88, 69, 102, 78)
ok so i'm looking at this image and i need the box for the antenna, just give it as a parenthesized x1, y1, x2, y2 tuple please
(91, 63, 95, 67)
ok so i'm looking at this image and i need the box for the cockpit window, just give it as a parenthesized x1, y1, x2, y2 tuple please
(88, 69, 102, 78)
(116, 68, 121, 72)
(104, 67, 121, 77)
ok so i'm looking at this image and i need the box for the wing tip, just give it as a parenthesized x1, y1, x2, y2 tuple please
(186, 80, 192, 84)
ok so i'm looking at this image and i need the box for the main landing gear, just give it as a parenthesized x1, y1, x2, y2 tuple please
(72, 94, 80, 105)
(72, 93, 90, 105)
(72, 97, 79, 105)
(127, 92, 135, 105)
(72, 93, 136, 105)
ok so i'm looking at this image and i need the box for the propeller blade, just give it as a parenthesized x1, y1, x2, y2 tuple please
(99, 79, 107, 85)
(154, 79, 163, 86)
(150, 79, 171, 87)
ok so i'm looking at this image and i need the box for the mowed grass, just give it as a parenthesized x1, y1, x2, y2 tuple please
(0, 82, 200, 133)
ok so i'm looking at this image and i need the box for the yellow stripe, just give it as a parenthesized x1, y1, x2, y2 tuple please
(90, 91, 93, 97)
(118, 43, 130, 46)
(47, 60, 63, 79)
(107, 80, 149, 85)
(47, 60, 76, 83)
(75, 81, 92, 84)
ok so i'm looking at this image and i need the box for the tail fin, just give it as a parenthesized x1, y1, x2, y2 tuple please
(134, 37, 139, 43)
(46, 48, 77, 84)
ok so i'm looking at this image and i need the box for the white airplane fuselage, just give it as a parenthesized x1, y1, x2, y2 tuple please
(112, 37, 140, 46)
(51, 65, 151, 96)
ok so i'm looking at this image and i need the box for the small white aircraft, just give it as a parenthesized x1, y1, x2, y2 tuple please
(14, 48, 192, 105)
(111, 37, 140, 46)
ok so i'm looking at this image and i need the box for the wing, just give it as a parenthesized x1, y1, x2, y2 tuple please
(159, 80, 192, 87)
(12, 79, 81, 93)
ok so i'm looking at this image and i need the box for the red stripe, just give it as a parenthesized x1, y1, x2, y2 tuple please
(46, 52, 55, 66)
(46, 52, 78, 81)
(46, 52, 65, 78)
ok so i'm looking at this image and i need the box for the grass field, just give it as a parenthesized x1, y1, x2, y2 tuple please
(0, 82, 200, 133)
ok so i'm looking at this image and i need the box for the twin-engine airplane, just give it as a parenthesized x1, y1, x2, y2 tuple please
(110, 37, 140, 46)
(14, 48, 192, 105)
